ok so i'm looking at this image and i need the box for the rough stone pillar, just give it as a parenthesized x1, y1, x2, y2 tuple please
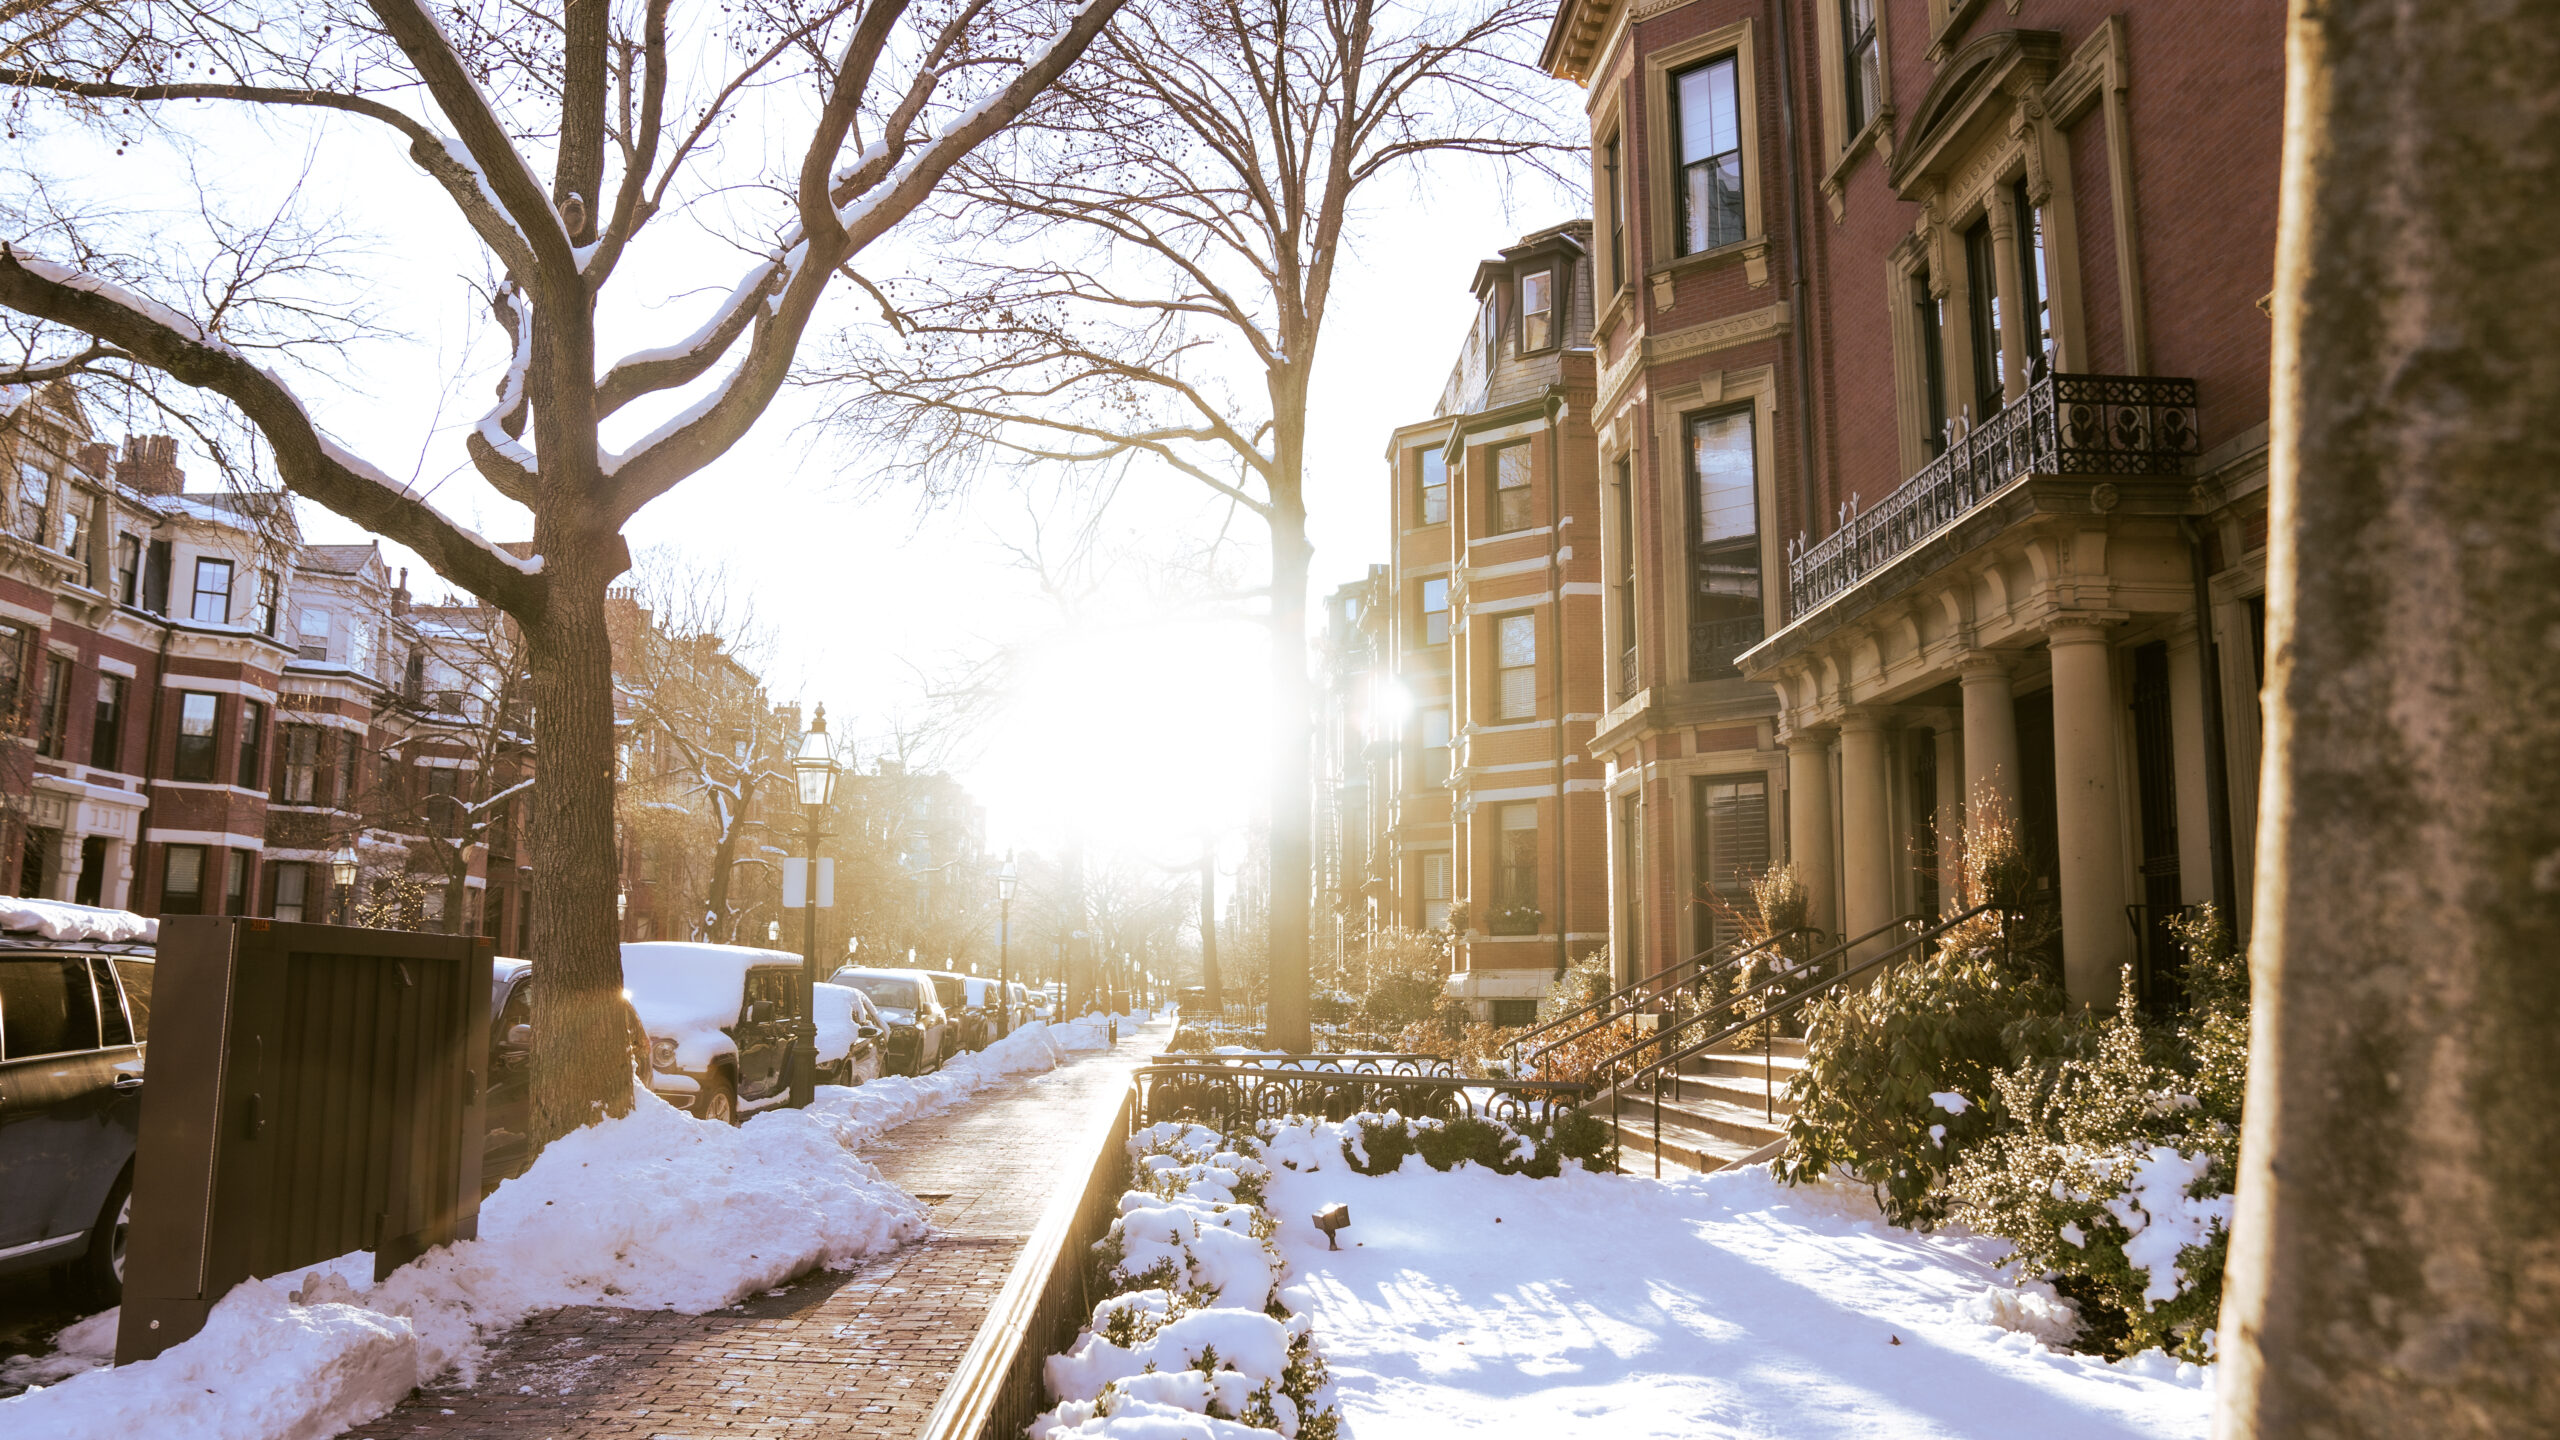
(51, 829, 81, 903)
(1836, 710, 1895, 951)
(2215, 2, 2560, 1433)
(2046, 619, 2129, 1005)
(106, 839, 133, 911)
(1933, 725, 1964, 912)
(1783, 728, 1838, 938)
(1958, 651, 2022, 821)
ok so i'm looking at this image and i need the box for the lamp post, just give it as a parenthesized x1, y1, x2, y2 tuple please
(330, 844, 358, 925)
(788, 704, 841, 1109)
(996, 854, 1018, 1038)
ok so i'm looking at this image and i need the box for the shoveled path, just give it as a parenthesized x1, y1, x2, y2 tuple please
(346, 1024, 1162, 1440)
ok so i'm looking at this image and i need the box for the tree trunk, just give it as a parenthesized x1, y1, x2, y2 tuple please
(704, 798, 742, 942)
(526, 545, 637, 1143)
(1265, 486, 1313, 1053)
(1199, 852, 1221, 1007)
(2215, 3, 2560, 1434)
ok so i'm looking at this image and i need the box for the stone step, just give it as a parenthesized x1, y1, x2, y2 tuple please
(1611, 1088, 1789, 1150)
(1606, 1111, 1766, 1176)
(1683, 1050, 1805, 1085)
(1673, 1069, 1797, 1117)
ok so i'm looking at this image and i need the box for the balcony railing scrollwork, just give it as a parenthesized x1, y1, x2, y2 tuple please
(1786, 372, 2199, 618)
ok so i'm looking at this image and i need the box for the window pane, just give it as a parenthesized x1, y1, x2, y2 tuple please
(237, 700, 264, 788)
(1693, 411, 1757, 543)
(1419, 446, 1448, 524)
(165, 845, 205, 897)
(91, 673, 125, 770)
(175, 691, 220, 782)
(92, 958, 134, 1047)
(1695, 776, 1772, 948)
(1520, 269, 1553, 351)
(1493, 443, 1533, 531)
(0, 957, 101, 1058)
(1421, 577, 1449, 645)
(1679, 58, 1738, 165)
(192, 558, 234, 624)
(1497, 613, 1537, 668)
(1498, 667, 1536, 718)
(112, 959, 152, 1042)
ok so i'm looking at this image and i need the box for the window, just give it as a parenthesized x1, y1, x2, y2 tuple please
(1421, 706, 1452, 782)
(2013, 180, 2052, 379)
(93, 958, 133, 1047)
(225, 849, 250, 916)
(0, 956, 101, 1058)
(427, 766, 460, 837)
(337, 731, 360, 806)
(272, 861, 308, 922)
(1491, 442, 1533, 533)
(35, 654, 69, 758)
(237, 699, 265, 788)
(298, 608, 331, 661)
(1675, 56, 1745, 256)
(162, 844, 207, 915)
(255, 571, 280, 636)
(1965, 217, 2003, 419)
(1688, 409, 1763, 676)
(142, 539, 170, 613)
(114, 534, 141, 606)
(279, 724, 319, 803)
(1421, 577, 1450, 646)
(1418, 446, 1448, 525)
(349, 620, 374, 677)
(1496, 613, 1537, 720)
(1603, 131, 1626, 289)
(1519, 268, 1554, 352)
(91, 673, 126, 770)
(111, 958, 151, 1041)
(1420, 852, 1453, 930)
(1613, 456, 1638, 696)
(1477, 296, 1498, 371)
(191, 558, 234, 624)
(1915, 271, 1950, 455)
(1694, 775, 1771, 948)
(60, 493, 88, 563)
(1493, 802, 1539, 930)
(0, 621, 23, 730)
(15, 462, 49, 542)
(1842, 0, 1880, 136)
(174, 691, 220, 782)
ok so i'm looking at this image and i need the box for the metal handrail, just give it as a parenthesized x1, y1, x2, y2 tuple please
(1597, 902, 2013, 1176)
(1509, 925, 1816, 1071)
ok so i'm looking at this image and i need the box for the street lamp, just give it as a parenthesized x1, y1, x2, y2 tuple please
(330, 844, 359, 925)
(996, 855, 1018, 1038)
(787, 704, 841, 1108)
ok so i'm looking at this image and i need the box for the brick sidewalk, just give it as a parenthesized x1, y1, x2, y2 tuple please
(346, 1025, 1160, 1440)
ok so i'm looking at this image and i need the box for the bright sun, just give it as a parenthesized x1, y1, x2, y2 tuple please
(967, 615, 1270, 856)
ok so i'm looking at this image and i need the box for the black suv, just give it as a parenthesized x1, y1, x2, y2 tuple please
(0, 908, 153, 1308)
(921, 969, 988, 1058)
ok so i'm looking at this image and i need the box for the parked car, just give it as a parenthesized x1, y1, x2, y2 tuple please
(0, 899, 155, 1308)
(962, 976, 1005, 1037)
(922, 969, 987, 1056)
(483, 957, 653, 1181)
(811, 981, 886, 1087)
(827, 967, 949, 1075)
(622, 943, 809, 1123)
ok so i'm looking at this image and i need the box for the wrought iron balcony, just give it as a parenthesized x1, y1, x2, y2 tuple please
(1689, 614, 1766, 678)
(1617, 644, 1637, 700)
(1786, 372, 2199, 617)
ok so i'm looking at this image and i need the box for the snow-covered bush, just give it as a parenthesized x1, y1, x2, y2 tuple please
(1330, 1108, 1612, 1179)
(1034, 1122, 1337, 1440)
(1947, 911, 2247, 1362)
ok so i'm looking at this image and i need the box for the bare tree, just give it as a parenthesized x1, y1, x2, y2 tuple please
(811, 0, 1568, 1049)
(0, 0, 1128, 1139)
(369, 599, 537, 936)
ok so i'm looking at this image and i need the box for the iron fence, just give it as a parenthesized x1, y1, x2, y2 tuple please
(1133, 1062, 1588, 1130)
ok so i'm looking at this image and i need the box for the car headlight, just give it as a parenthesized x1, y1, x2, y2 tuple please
(650, 1037, 678, 1069)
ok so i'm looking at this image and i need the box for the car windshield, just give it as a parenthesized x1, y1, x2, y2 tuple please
(844, 975, 921, 1010)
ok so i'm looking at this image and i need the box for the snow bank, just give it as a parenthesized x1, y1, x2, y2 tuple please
(0, 898, 156, 943)
(0, 1307, 118, 1390)
(803, 1019, 1070, 1147)
(1262, 1118, 2212, 1440)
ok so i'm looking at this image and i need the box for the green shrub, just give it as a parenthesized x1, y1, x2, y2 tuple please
(1342, 1112, 1421, 1175)
(1336, 1107, 1613, 1177)
(1415, 1115, 1513, 1172)
(1948, 909, 2246, 1361)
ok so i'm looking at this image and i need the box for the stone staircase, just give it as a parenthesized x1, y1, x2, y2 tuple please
(1608, 1035, 1804, 1176)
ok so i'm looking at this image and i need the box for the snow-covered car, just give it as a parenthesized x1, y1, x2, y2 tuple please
(483, 957, 653, 1180)
(811, 981, 885, 1086)
(623, 943, 808, 1123)
(0, 900, 154, 1308)
(827, 967, 949, 1076)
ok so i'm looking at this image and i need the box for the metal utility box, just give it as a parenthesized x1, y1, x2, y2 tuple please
(117, 918, 493, 1364)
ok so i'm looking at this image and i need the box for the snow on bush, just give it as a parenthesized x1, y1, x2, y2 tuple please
(1032, 1121, 1336, 1440)
(1326, 1107, 1613, 1179)
(3, 1019, 1092, 1438)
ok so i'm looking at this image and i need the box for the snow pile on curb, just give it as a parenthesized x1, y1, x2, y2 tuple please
(1, 1020, 1108, 1439)
(1259, 1117, 2212, 1439)
(0, 1308, 120, 1391)
(1032, 1121, 1337, 1440)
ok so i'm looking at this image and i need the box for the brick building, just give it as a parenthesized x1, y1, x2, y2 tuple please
(1366, 222, 1612, 1022)
(1540, 0, 2283, 1004)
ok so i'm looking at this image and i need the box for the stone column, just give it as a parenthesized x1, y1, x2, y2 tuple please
(2046, 619, 2129, 1005)
(51, 828, 82, 903)
(1958, 651, 2022, 823)
(1837, 709, 1895, 951)
(1987, 186, 2031, 403)
(1783, 728, 1837, 938)
(1933, 725, 1965, 911)
(106, 840, 133, 911)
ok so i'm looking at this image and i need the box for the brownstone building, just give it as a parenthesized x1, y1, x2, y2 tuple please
(1542, 0, 2282, 1004)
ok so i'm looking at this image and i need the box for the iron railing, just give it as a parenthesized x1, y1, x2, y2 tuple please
(913, 1083, 1134, 1440)
(1688, 614, 1766, 677)
(1507, 926, 1820, 1074)
(1592, 903, 2017, 1177)
(1133, 1063, 1589, 1131)
(1787, 372, 2199, 616)
(1167, 1051, 1463, 1078)
(1617, 645, 1638, 700)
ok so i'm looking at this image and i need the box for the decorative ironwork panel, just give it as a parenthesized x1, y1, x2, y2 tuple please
(1688, 614, 1765, 676)
(1133, 1064, 1589, 1132)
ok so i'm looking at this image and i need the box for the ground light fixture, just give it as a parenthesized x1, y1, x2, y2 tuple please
(1314, 1203, 1351, 1250)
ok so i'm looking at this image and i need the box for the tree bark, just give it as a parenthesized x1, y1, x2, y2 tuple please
(1199, 851, 1221, 1008)
(2216, 3, 2560, 1434)
(1265, 481, 1313, 1053)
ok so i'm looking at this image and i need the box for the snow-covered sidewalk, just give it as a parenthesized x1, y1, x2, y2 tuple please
(0, 1015, 1145, 1440)
(1259, 1124, 2211, 1440)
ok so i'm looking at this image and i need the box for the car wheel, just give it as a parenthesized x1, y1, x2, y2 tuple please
(699, 1072, 737, 1125)
(69, 1167, 132, 1310)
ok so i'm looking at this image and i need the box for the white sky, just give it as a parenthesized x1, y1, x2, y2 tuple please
(19, 26, 1584, 859)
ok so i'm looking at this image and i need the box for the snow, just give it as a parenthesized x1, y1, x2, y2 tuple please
(802, 1019, 1071, 1147)
(0, 898, 156, 943)
(812, 980, 862, 1065)
(619, 941, 798, 1072)
(1259, 1119, 2212, 1440)
(0, 1308, 118, 1390)
(2108, 1148, 2233, 1307)
(1931, 1091, 1972, 1115)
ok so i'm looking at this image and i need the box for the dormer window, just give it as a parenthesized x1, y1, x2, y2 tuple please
(1520, 268, 1555, 352)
